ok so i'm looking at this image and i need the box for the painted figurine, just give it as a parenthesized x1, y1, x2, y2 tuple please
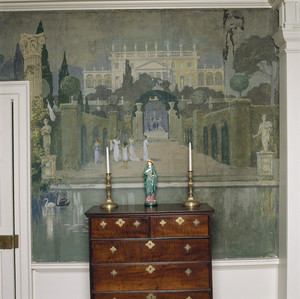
(41, 118, 51, 156)
(143, 160, 157, 207)
(122, 142, 129, 169)
(93, 139, 100, 164)
(143, 135, 149, 161)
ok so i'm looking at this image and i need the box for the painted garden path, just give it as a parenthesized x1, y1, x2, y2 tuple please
(57, 141, 257, 183)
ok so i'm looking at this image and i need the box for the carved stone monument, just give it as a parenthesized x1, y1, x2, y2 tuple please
(168, 102, 180, 141)
(256, 152, 275, 180)
(133, 102, 143, 141)
(254, 115, 275, 180)
(40, 119, 56, 178)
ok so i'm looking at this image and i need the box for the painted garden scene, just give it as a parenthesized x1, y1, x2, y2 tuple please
(0, 9, 279, 262)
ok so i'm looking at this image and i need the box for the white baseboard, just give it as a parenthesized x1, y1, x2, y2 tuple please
(31, 258, 279, 299)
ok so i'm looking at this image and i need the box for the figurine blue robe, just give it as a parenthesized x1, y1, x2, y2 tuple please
(144, 160, 158, 206)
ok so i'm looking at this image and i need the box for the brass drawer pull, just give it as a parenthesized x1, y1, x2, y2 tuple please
(193, 219, 200, 227)
(100, 221, 107, 229)
(110, 246, 117, 255)
(115, 218, 125, 227)
(146, 294, 156, 299)
(160, 219, 166, 227)
(184, 244, 192, 253)
(145, 240, 155, 249)
(111, 269, 117, 278)
(175, 217, 185, 225)
(145, 265, 156, 274)
(133, 220, 140, 229)
(186, 297, 192, 299)
(185, 268, 192, 277)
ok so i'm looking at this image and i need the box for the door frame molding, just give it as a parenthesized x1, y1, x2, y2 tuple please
(0, 81, 31, 299)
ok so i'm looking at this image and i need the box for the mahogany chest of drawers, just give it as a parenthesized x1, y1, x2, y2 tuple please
(85, 204, 214, 299)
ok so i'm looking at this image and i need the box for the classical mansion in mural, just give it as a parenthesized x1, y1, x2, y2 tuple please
(83, 43, 224, 94)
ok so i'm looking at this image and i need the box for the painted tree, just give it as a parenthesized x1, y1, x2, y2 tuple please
(178, 99, 187, 115)
(58, 51, 69, 104)
(13, 43, 24, 80)
(77, 90, 84, 111)
(60, 76, 81, 102)
(123, 100, 135, 115)
(36, 21, 54, 106)
(230, 73, 249, 97)
(84, 96, 90, 113)
(191, 89, 207, 105)
(233, 35, 278, 104)
(122, 59, 133, 89)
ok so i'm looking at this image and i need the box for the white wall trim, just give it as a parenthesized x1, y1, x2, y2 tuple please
(30, 257, 280, 271)
(0, 0, 271, 11)
(31, 259, 279, 299)
(212, 258, 279, 268)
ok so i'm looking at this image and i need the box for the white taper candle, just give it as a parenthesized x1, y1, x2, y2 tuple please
(106, 146, 110, 173)
(189, 142, 192, 171)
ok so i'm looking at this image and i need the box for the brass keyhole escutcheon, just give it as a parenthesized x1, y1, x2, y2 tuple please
(193, 219, 200, 227)
(110, 246, 117, 255)
(100, 221, 107, 229)
(145, 240, 155, 249)
(175, 217, 185, 225)
(145, 265, 156, 274)
(185, 268, 192, 277)
(133, 220, 140, 229)
(184, 244, 192, 253)
(111, 269, 118, 278)
(115, 218, 125, 227)
(160, 219, 166, 228)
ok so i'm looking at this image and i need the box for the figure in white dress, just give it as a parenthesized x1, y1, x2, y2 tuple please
(128, 135, 139, 161)
(122, 142, 129, 168)
(143, 135, 149, 162)
(112, 136, 121, 162)
(253, 114, 273, 152)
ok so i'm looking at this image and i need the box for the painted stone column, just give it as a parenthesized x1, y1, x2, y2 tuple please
(270, 1, 300, 298)
(20, 33, 45, 107)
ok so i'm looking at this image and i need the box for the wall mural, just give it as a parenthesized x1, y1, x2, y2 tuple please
(0, 9, 279, 262)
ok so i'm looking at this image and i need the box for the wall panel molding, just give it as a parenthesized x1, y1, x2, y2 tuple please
(31, 259, 279, 299)
(0, 0, 271, 11)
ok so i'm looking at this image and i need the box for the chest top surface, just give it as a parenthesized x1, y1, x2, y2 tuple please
(85, 203, 214, 218)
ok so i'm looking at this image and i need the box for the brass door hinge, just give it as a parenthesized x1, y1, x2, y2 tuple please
(0, 235, 19, 250)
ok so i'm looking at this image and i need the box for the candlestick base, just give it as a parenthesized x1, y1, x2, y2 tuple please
(101, 173, 118, 211)
(182, 171, 200, 209)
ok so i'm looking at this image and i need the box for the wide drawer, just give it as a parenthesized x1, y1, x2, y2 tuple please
(151, 215, 209, 237)
(91, 239, 210, 263)
(93, 291, 211, 299)
(92, 263, 210, 292)
(90, 217, 149, 238)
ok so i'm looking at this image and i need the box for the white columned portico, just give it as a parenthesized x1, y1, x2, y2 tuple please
(270, 0, 300, 298)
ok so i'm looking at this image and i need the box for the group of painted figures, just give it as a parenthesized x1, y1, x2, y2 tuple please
(93, 135, 157, 206)
(93, 135, 150, 168)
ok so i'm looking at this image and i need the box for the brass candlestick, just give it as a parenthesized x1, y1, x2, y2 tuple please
(183, 171, 200, 208)
(101, 173, 118, 210)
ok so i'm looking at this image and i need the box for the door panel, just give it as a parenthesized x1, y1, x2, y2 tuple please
(0, 96, 15, 299)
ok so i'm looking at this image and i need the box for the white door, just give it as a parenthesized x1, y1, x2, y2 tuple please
(0, 96, 16, 298)
(0, 81, 31, 299)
